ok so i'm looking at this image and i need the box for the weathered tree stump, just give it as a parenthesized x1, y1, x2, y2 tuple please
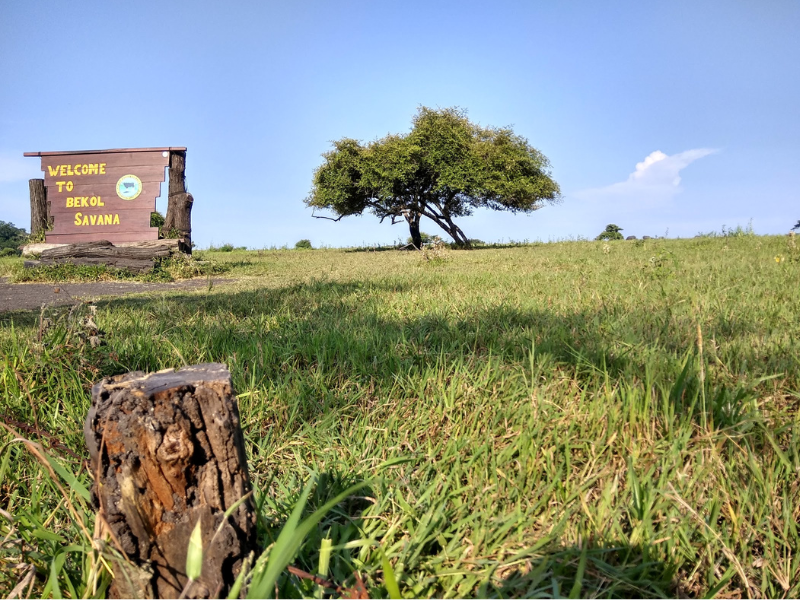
(164, 151, 194, 254)
(85, 364, 257, 599)
(29, 178, 50, 237)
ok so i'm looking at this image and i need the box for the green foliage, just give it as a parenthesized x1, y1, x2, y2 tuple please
(696, 220, 756, 239)
(0, 247, 18, 257)
(596, 224, 624, 241)
(306, 106, 560, 247)
(8, 254, 227, 283)
(0, 220, 27, 250)
(406, 232, 441, 246)
(26, 229, 47, 244)
(1, 235, 799, 598)
(295, 239, 313, 250)
(10, 262, 170, 283)
(150, 210, 165, 229)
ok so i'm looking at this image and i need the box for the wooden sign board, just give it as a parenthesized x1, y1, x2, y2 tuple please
(24, 147, 185, 244)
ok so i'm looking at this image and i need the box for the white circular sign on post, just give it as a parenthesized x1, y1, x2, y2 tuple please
(162, 151, 169, 158)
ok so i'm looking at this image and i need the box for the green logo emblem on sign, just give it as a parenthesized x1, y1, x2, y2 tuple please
(116, 174, 142, 200)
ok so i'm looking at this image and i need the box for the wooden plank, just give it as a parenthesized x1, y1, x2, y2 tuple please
(40, 152, 169, 171)
(41, 240, 176, 260)
(50, 216, 154, 235)
(43, 165, 166, 186)
(46, 181, 162, 208)
(50, 205, 158, 218)
(46, 231, 159, 244)
(25, 147, 185, 157)
(49, 201, 158, 217)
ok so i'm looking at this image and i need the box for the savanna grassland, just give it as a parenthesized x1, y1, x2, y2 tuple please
(0, 234, 798, 598)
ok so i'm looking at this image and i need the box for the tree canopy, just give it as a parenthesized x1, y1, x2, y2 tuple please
(0, 221, 26, 250)
(305, 107, 561, 248)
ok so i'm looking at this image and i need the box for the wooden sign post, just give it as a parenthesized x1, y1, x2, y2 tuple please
(24, 147, 186, 245)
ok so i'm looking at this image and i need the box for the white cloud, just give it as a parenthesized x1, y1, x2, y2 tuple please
(575, 148, 718, 204)
(0, 152, 43, 183)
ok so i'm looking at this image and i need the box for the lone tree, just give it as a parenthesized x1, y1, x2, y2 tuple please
(596, 224, 624, 241)
(305, 107, 561, 248)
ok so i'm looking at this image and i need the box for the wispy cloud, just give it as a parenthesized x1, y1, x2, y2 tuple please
(575, 148, 718, 205)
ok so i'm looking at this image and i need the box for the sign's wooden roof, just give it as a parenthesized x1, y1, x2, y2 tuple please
(24, 147, 187, 157)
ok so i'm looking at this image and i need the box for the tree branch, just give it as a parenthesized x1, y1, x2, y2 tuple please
(311, 211, 346, 222)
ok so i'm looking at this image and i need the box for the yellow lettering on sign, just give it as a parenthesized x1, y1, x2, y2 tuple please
(72, 212, 120, 226)
(66, 181, 73, 192)
(56, 182, 65, 192)
(49, 163, 108, 177)
(66, 198, 72, 208)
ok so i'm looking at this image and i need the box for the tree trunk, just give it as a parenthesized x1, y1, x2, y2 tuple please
(29, 179, 50, 237)
(164, 151, 193, 254)
(33, 240, 181, 272)
(423, 211, 472, 249)
(406, 211, 422, 249)
(447, 221, 472, 249)
(85, 363, 258, 599)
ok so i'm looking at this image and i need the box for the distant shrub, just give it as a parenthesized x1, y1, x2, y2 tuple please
(696, 220, 755, 239)
(208, 243, 235, 252)
(596, 224, 624, 241)
(0, 247, 18, 257)
(295, 239, 313, 250)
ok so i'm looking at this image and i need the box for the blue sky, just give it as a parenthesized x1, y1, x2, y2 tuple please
(1, 0, 797, 248)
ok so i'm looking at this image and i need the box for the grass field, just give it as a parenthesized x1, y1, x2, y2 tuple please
(1, 234, 798, 598)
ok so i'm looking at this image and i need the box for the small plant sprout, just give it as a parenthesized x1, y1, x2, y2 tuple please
(180, 518, 204, 598)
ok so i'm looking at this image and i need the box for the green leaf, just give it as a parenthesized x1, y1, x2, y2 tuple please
(381, 549, 402, 599)
(186, 518, 204, 581)
(318, 537, 332, 578)
(45, 454, 91, 503)
(247, 476, 369, 599)
(568, 543, 588, 599)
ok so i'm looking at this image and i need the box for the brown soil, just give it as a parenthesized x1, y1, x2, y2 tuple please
(0, 277, 229, 313)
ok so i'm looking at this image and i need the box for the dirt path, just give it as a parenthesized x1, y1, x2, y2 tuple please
(0, 277, 229, 313)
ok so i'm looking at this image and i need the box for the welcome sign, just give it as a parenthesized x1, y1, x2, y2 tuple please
(24, 147, 185, 244)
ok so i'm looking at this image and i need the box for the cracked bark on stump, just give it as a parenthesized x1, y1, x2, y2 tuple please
(85, 363, 257, 599)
